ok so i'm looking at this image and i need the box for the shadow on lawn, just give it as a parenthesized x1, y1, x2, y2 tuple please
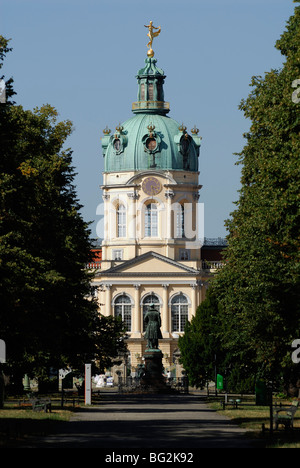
(230, 415, 300, 448)
(0, 404, 75, 447)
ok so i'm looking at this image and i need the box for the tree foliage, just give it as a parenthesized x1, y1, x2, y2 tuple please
(178, 289, 223, 388)
(180, 3, 300, 393)
(212, 2, 300, 388)
(0, 36, 127, 383)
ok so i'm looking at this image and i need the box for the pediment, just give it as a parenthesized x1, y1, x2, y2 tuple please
(98, 251, 199, 277)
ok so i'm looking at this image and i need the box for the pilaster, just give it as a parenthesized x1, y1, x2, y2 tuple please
(162, 283, 170, 338)
(132, 284, 142, 338)
(105, 284, 112, 317)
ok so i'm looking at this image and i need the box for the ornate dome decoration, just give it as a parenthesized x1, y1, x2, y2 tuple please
(142, 124, 162, 168)
(112, 124, 127, 156)
(101, 23, 201, 173)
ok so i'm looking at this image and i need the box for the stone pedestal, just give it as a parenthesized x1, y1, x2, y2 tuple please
(141, 348, 167, 392)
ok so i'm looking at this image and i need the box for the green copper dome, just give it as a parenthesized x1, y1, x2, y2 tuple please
(102, 57, 201, 173)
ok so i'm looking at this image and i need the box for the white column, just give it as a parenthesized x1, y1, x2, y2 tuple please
(165, 191, 174, 258)
(102, 193, 110, 243)
(98, 284, 106, 315)
(128, 192, 139, 240)
(128, 192, 139, 258)
(105, 284, 112, 317)
(165, 191, 174, 239)
(101, 193, 110, 261)
(133, 284, 141, 338)
(190, 283, 197, 321)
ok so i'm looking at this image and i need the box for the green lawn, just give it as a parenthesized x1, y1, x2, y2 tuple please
(1, 393, 299, 448)
(0, 396, 76, 447)
(209, 397, 300, 448)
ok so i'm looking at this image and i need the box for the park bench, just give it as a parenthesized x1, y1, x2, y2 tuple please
(61, 388, 80, 407)
(31, 396, 52, 412)
(274, 400, 299, 431)
(18, 393, 34, 409)
(221, 398, 241, 410)
(19, 394, 51, 413)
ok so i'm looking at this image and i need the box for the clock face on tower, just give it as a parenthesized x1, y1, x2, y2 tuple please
(142, 177, 162, 196)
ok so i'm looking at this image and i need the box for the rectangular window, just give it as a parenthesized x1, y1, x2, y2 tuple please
(171, 304, 188, 332)
(145, 203, 158, 237)
(179, 249, 190, 261)
(171, 305, 180, 332)
(123, 305, 132, 331)
(117, 205, 126, 237)
(180, 305, 188, 331)
(176, 205, 185, 238)
(112, 249, 123, 261)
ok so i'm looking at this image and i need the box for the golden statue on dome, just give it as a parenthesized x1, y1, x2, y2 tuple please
(144, 21, 161, 57)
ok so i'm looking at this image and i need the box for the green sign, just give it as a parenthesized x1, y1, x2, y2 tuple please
(217, 374, 224, 390)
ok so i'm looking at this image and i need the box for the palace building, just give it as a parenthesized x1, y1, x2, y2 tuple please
(92, 24, 219, 377)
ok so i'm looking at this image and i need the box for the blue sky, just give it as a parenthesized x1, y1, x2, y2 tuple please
(1, 0, 296, 239)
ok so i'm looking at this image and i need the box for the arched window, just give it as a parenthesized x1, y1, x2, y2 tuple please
(142, 294, 160, 332)
(114, 294, 132, 331)
(176, 204, 185, 238)
(140, 83, 145, 101)
(117, 204, 126, 237)
(171, 294, 188, 332)
(145, 203, 158, 237)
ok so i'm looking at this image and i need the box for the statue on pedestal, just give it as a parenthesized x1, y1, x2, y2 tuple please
(144, 303, 162, 350)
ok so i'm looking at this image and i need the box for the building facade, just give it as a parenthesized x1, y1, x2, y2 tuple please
(93, 28, 213, 376)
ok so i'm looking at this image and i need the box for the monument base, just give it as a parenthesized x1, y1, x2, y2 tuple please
(140, 348, 170, 393)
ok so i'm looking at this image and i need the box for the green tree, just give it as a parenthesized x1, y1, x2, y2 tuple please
(0, 37, 127, 385)
(178, 289, 223, 388)
(213, 2, 300, 390)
